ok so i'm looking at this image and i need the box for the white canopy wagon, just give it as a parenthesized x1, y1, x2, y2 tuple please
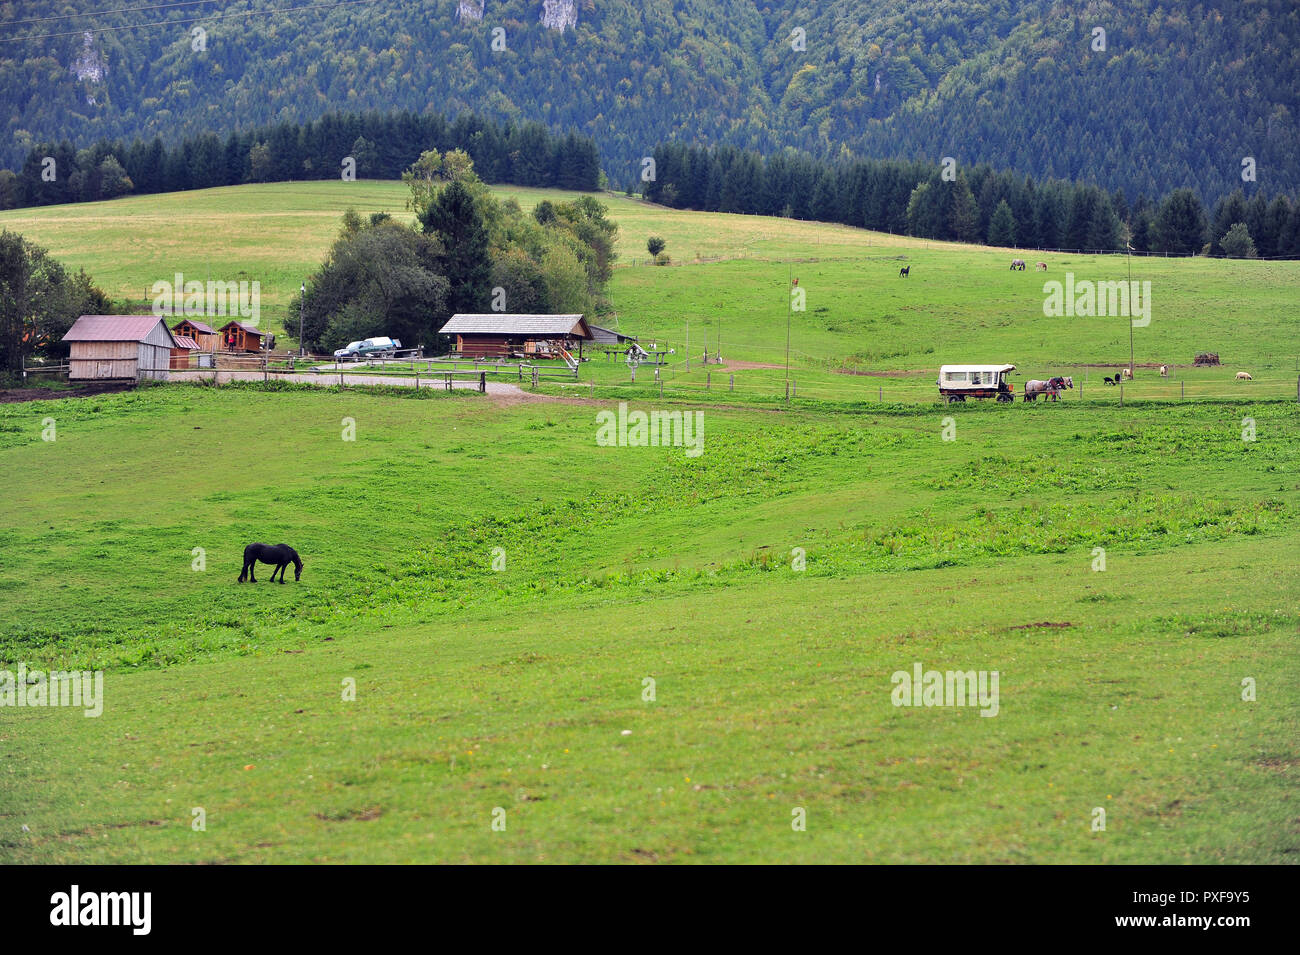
(937, 364, 1017, 403)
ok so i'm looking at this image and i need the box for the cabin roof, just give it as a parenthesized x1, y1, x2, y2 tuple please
(173, 318, 215, 334)
(439, 313, 592, 339)
(217, 320, 262, 335)
(172, 335, 200, 350)
(62, 315, 177, 345)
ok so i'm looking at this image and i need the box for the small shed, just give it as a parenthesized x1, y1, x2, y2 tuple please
(170, 335, 200, 369)
(438, 313, 592, 361)
(62, 315, 178, 381)
(172, 318, 219, 351)
(588, 323, 637, 346)
(218, 320, 264, 352)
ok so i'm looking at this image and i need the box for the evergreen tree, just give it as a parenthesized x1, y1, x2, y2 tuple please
(987, 199, 1017, 246)
(419, 179, 491, 315)
(1152, 189, 1207, 255)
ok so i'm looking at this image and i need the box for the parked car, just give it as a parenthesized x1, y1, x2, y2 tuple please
(333, 336, 402, 361)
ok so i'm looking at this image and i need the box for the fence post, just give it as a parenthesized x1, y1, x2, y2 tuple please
(659, 378, 663, 398)
(415, 364, 419, 389)
(879, 386, 882, 401)
(729, 374, 734, 391)
(479, 371, 486, 394)
(1181, 380, 1185, 399)
(1119, 383, 1123, 407)
(706, 371, 711, 390)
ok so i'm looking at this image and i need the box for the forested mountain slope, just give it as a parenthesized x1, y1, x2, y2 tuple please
(3, 0, 1296, 201)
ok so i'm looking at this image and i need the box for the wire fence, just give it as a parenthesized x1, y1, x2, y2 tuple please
(18, 349, 1300, 408)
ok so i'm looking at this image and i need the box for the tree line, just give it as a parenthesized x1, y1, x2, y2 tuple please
(640, 143, 1300, 258)
(0, 110, 601, 210)
(295, 149, 617, 355)
(4, 2, 1294, 207)
(0, 231, 112, 380)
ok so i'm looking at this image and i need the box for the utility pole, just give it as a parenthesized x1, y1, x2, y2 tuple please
(1126, 243, 1134, 378)
(785, 262, 792, 403)
(299, 281, 306, 358)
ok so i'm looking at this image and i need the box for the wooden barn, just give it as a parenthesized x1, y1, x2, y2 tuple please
(218, 320, 264, 352)
(170, 335, 201, 369)
(438, 313, 592, 362)
(171, 318, 219, 351)
(62, 315, 178, 381)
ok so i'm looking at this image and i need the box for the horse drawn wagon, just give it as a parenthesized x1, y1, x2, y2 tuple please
(937, 364, 1017, 403)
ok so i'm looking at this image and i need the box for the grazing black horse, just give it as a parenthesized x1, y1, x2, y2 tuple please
(239, 543, 303, 583)
(899, 265, 910, 277)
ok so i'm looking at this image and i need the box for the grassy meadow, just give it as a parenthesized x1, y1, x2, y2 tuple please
(5, 180, 1298, 405)
(0, 183, 1298, 863)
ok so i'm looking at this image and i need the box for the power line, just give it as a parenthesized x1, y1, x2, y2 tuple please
(8, 1, 227, 28)
(1, 0, 381, 44)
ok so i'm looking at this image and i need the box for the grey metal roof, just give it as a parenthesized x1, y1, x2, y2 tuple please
(439, 313, 590, 338)
(62, 315, 177, 345)
(172, 335, 200, 349)
(587, 323, 636, 344)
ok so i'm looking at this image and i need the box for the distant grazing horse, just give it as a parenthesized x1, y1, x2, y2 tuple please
(1235, 371, 1253, 380)
(1036, 261, 1048, 271)
(239, 543, 303, 583)
(1159, 365, 1168, 377)
(899, 265, 910, 278)
(1010, 259, 1026, 271)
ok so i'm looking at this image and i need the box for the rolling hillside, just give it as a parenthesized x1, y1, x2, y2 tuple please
(3, 1, 1297, 201)
(4, 181, 1298, 402)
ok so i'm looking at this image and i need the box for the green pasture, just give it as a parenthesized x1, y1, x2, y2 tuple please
(5, 181, 1296, 402)
(1, 183, 1297, 863)
(1, 384, 1297, 863)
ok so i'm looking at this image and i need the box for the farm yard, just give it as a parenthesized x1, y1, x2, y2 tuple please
(1, 184, 1298, 864)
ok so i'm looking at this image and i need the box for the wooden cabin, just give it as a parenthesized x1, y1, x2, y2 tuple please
(170, 335, 201, 369)
(438, 314, 592, 361)
(217, 320, 264, 353)
(171, 318, 219, 351)
(61, 315, 177, 381)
